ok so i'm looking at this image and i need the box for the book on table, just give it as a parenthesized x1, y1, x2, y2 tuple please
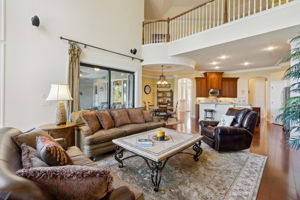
(136, 138, 153, 147)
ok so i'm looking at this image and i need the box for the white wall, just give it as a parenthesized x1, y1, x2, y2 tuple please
(4, 0, 144, 131)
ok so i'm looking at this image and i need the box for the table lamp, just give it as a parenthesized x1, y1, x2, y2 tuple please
(46, 84, 73, 125)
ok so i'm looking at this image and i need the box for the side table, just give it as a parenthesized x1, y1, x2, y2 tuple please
(39, 123, 77, 147)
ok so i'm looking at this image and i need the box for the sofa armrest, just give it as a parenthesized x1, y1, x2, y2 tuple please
(199, 120, 219, 128)
(215, 127, 251, 136)
(79, 125, 93, 137)
(54, 138, 67, 150)
(103, 186, 135, 200)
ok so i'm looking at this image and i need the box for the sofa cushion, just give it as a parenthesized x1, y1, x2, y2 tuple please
(82, 111, 101, 134)
(119, 124, 148, 136)
(84, 128, 125, 145)
(142, 111, 153, 122)
(201, 126, 216, 139)
(12, 128, 53, 149)
(36, 136, 73, 166)
(110, 109, 131, 127)
(16, 165, 113, 200)
(21, 143, 49, 169)
(67, 146, 97, 167)
(144, 122, 166, 130)
(96, 110, 115, 130)
(127, 109, 145, 124)
(225, 107, 251, 127)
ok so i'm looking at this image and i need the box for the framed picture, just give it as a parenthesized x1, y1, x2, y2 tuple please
(144, 85, 151, 94)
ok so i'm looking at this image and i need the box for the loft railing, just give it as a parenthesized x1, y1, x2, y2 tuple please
(142, 0, 294, 44)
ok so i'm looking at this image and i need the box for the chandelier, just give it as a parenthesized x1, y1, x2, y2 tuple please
(157, 65, 168, 85)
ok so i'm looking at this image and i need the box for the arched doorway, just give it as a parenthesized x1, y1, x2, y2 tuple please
(248, 77, 267, 118)
(178, 78, 192, 112)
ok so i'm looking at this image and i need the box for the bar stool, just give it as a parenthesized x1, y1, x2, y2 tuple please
(204, 109, 215, 120)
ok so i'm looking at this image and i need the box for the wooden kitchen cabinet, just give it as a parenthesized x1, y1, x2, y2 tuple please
(204, 72, 223, 90)
(221, 78, 238, 98)
(195, 77, 208, 97)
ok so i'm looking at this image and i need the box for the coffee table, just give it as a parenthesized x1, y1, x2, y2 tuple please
(112, 128, 203, 191)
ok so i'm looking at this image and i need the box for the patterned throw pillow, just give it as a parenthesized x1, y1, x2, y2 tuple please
(110, 109, 131, 127)
(81, 111, 101, 134)
(142, 111, 153, 122)
(96, 110, 115, 130)
(127, 109, 145, 124)
(16, 166, 113, 200)
(21, 143, 49, 169)
(36, 136, 73, 166)
(217, 115, 235, 127)
(12, 128, 53, 149)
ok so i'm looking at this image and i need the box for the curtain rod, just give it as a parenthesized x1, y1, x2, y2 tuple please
(60, 36, 143, 62)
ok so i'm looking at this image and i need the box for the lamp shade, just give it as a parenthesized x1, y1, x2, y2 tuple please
(46, 84, 73, 101)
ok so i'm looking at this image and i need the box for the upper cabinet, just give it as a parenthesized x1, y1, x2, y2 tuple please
(221, 78, 238, 98)
(195, 77, 208, 97)
(204, 72, 223, 90)
(195, 73, 238, 98)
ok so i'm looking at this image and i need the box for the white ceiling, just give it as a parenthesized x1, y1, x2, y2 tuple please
(179, 25, 300, 72)
(143, 65, 193, 72)
(145, 0, 206, 20)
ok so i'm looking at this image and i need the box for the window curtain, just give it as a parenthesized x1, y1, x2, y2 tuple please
(68, 42, 81, 112)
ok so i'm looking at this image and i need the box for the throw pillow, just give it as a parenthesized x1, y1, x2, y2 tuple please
(96, 111, 115, 130)
(110, 109, 131, 127)
(21, 143, 49, 169)
(36, 136, 73, 166)
(217, 115, 235, 127)
(16, 165, 113, 200)
(142, 110, 153, 122)
(127, 109, 145, 124)
(12, 128, 53, 149)
(81, 111, 101, 134)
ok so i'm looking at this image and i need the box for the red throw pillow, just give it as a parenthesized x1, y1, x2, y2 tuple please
(36, 136, 73, 166)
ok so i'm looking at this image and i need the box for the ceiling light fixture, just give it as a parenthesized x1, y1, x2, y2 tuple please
(219, 55, 228, 60)
(243, 62, 251, 66)
(215, 66, 221, 69)
(94, 68, 100, 71)
(210, 61, 219, 65)
(264, 46, 278, 51)
(157, 65, 168, 85)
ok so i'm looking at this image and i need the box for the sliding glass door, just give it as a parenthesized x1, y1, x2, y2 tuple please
(79, 63, 134, 110)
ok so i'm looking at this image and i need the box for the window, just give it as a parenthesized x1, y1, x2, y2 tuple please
(79, 63, 134, 110)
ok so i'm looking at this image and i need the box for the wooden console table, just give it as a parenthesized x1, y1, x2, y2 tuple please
(39, 123, 77, 147)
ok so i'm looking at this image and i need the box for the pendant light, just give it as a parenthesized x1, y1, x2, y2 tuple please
(157, 65, 168, 85)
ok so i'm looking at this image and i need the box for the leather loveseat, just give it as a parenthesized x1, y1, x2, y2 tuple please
(200, 107, 258, 151)
(71, 109, 165, 159)
(0, 127, 144, 200)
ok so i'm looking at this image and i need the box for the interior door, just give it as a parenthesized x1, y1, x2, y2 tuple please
(270, 80, 288, 125)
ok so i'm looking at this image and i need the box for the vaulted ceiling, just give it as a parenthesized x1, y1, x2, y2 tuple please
(144, 0, 207, 20)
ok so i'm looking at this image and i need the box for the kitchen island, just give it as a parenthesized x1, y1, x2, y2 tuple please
(198, 103, 252, 121)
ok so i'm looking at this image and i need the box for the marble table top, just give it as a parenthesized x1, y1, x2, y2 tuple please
(112, 128, 202, 162)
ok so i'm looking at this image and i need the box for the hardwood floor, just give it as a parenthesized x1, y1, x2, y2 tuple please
(166, 112, 300, 200)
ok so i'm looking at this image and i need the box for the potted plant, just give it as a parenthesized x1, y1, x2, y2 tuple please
(278, 35, 300, 150)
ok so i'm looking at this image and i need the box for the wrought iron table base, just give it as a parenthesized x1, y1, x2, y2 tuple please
(114, 141, 202, 192)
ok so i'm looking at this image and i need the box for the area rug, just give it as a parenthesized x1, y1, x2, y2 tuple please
(96, 143, 266, 200)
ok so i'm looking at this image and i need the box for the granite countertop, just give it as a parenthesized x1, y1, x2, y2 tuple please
(197, 102, 251, 106)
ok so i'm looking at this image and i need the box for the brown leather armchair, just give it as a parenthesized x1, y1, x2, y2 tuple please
(0, 127, 135, 200)
(200, 107, 258, 151)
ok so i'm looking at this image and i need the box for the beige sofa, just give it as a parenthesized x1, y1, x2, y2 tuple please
(71, 109, 165, 159)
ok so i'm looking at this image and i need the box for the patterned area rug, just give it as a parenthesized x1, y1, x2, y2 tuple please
(97, 143, 266, 200)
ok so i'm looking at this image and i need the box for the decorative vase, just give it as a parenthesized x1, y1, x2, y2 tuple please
(56, 102, 67, 125)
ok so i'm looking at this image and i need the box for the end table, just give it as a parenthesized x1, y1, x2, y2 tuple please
(39, 123, 77, 147)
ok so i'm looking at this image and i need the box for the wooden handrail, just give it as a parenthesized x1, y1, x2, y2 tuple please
(170, 0, 215, 20)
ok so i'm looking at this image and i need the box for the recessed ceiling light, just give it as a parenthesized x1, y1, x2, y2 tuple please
(219, 55, 229, 60)
(264, 46, 278, 51)
(242, 62, 251, 66)
(94, 68, 100, 71)
(210, 61, 219, 65)
(215, 66, 221, 69)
